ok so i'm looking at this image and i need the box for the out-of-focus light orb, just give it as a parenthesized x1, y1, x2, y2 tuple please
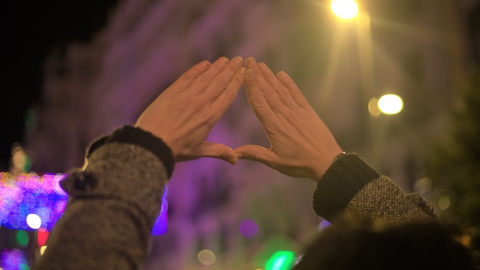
(413, 177, 432, 195)
(26, 214, 41, 229)
(37, 228, 49, 247)
(16, 230, 29, 247)
(239, 219, 258, 238)
(40, 246, 47, 256)
(197, 249, 216, 266)
(265, 251, 296, 270)
(439, 196, 450, 210)
(331, 0, 358, 19)
(378, 94, 403, 115)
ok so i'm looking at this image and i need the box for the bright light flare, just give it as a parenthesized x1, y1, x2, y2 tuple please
(331, 0, 359, 19)
(378, 94, 403, 115)
(265, 251, 295, 270)
(26, 213, 41, 229)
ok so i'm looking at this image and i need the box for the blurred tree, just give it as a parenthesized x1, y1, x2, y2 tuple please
(427, 72, 480, 262)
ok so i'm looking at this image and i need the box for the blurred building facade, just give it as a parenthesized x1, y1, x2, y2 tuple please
(23, 0, 479, 269)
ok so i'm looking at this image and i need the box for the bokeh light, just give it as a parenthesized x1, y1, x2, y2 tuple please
(0, 171, 168, 235)
(0, 249, 28, 270)
(439, 196, 451, 210)
(378, 94, 403, 115)
(413, 177, 432, 195)
(40, 246, 47, 256)
(16, 230, 29, 248)
(239, 219, 258, 238)
(26, 214, 41, 229)
(37, 228, 49, 247)
(0, 172, 67, 231)
(265, 251, 295, 270)
(197, 249, 216, 266)
(331, 0, 358, 19)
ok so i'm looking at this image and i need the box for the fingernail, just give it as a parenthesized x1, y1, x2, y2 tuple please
(279, 71, 290, 78)
(200, 60, 211, 68)
(218, 57, 229, 64)
(232, 56, 243, 65)
(246, 57, 256, 66)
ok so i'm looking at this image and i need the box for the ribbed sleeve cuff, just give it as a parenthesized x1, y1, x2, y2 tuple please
(312, 153, 379, 221)
(86, 126, 175, 178)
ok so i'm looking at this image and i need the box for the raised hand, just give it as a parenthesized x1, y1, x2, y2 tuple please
(135, 56, 245, 164)
(235, 57, 343, 181)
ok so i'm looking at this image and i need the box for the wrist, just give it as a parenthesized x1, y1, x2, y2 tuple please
(94, 126, 176, 178)
(311, 149, 345, 182)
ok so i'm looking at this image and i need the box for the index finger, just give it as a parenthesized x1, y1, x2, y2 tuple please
(257, 62, 296, 108)
(167, 60, 211, 92)
(244, 67, 278, 126)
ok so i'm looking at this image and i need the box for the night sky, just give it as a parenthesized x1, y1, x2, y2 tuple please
(1, 1, 119, 170)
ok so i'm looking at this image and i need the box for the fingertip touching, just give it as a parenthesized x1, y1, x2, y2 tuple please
(231, 56, 243, 65)
(246, 57, 257, 67)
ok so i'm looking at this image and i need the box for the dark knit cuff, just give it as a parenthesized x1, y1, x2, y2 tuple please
(86, 126, 175, 178)
(312, 153, 379, 222)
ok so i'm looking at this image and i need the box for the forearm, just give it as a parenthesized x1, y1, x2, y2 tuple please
(313, 154, 435, 223)
(35, 126, 174, 270)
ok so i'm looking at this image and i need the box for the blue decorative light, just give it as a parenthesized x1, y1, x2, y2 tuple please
(0, 172, 167, 235)
(0, 249, 28, 270)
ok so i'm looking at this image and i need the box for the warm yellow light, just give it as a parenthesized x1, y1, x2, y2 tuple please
(197, 249, 216, 266)
(378, 94, 403, 115)
(368, 98, 381, 116)
(40, 246, 47, 255)
(331, 0, 359, 19)
(439, 196, 450, 210)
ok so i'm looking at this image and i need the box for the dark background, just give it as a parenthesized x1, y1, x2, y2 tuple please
(1, 1, 119, 170)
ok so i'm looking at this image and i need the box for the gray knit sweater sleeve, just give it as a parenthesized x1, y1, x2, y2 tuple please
(34, 126, 174, 270)
(312, 154, 435, 223)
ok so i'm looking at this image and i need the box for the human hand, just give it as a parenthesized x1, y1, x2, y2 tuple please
(235, 57, 343, 181)
(135, 57, 245, 164)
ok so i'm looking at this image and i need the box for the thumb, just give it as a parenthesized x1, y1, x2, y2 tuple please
(199, 141, 238, 165)
(234, 144, 279, 166)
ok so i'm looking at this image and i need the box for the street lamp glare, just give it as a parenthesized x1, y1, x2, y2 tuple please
(378, 94, 403, 115)
(331, 0, 359, 19)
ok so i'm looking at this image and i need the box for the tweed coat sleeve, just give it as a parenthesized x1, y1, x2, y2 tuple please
(34, 126, 174, 270)
(312, 154, 435, 223)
